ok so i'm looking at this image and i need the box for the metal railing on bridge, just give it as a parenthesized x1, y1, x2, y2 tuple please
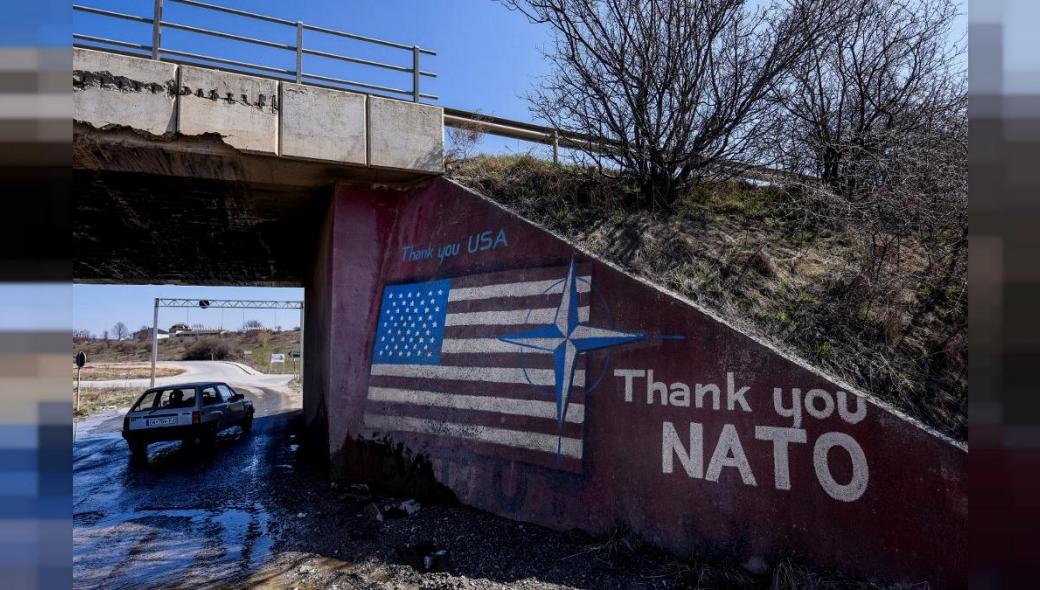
(73, 0, 437, 102)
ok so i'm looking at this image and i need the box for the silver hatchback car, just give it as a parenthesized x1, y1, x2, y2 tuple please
(122, 381, 254, 457)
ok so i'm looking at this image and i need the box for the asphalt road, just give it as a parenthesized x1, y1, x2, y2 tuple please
(72, 366, 302, 589)
(77, 360, 294, 390)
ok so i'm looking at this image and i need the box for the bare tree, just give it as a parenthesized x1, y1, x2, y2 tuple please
(72, 329, 93, 343)
(243, 319, 263, 330)
(773, 0, 963, 196)
(501, 0, 849, 207)
(764, 0, 967, 427)
(112, 321, 129, 341)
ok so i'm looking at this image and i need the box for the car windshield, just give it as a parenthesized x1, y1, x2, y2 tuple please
(132, 387, 197, 411)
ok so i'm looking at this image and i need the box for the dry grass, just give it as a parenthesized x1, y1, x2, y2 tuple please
(74, 363, 184, 381)
(73, 386, 141, 417)
(563, 525, 926, 589)
(450, 155, 966, 440)
(72, 329, 303, 376)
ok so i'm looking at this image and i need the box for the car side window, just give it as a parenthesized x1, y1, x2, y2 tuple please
(217, 384, 234, 402)
(201, 386, 221, 406)
(133, 391, 159, 411)
(159, 388, 196, 409)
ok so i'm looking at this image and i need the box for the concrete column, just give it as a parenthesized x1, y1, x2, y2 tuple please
(304, 184, 404, 456)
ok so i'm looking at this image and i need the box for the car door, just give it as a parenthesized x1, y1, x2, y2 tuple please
(199, 385, 227, 428)
(217, 384, 245, 423)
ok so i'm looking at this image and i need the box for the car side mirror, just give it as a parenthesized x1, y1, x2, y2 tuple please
(231, 393, 244, 401)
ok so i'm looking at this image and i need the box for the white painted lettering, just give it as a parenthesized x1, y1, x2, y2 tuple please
(695, 383, 720, 410)
(669, 382, 690, 407)
(754, 426, 807, 490)
(726, 372, 751, 412)
(662, 421, 703, 478)
(773, 387, 802, 428)
(813, 432, 868, 502)
(647, 370, 668, 405)
(705, 424, 756, 486)
(804, 389, 835, 420)
(837, 391, 866, 424)
(614, 369, 645, 402)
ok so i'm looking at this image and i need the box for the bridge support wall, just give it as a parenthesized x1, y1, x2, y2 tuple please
(304, 177, 967, 588)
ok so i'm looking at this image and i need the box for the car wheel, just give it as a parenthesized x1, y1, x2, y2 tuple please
(241, 414, 253, 434)
(200, 430, 217, 446)
(128, 440, 147, 458)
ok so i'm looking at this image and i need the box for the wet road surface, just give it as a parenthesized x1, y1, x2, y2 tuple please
(73, 384, 300, 589)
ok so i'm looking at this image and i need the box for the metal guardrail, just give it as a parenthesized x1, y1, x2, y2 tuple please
(444, 107, 805, 182)
(73, 0, 437, 101)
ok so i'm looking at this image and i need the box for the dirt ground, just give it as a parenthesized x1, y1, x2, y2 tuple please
(73, 387, 916, 590)
(251, 422, 920, 590)
(73, 386, 141, 417)
(74, 362, 185, 380)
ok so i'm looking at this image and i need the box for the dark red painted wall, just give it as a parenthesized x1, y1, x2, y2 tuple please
(311, 177, 966, 588)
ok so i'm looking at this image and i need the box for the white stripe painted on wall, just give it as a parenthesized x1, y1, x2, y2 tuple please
(370, 364, 585, 387)
(444, 306, 590, 327)
(363, 413, 584, 459)
(368, 386, 584, 423)
(447, 276, 592, 302)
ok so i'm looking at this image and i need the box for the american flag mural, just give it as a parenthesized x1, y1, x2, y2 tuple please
(362, 259, 646, 472)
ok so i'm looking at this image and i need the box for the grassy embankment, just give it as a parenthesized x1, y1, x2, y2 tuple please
(449, 155, 966, 440)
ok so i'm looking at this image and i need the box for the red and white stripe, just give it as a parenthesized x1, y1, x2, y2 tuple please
(362, 264, 591, 472)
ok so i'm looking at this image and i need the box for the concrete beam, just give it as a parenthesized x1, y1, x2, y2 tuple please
(74, 48, 445, 174)
(177, 66, 279, 155)
(367, 96, 443, 173)
(280, 83, 366, 165)
(73, 48, 177, 136)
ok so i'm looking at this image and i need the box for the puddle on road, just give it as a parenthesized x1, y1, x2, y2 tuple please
(74, 503, 274, 589)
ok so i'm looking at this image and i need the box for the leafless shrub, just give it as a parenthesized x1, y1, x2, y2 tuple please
(184, 338, 230, 361)
(774, 0, 964, 193)
(501, 0, 851, 208)
(445, 115, 486, 170)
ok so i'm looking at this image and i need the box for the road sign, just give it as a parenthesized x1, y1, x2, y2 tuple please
(270, 353, 285, 364)
(290, 350, 301, 358)
(75, 352, 86, 368)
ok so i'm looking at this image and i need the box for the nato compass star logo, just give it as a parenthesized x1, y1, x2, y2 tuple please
(499, 258, 681, 457)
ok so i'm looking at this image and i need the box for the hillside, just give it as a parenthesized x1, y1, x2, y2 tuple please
(448, 155, 967, 440)
(73, 329, 302, 375)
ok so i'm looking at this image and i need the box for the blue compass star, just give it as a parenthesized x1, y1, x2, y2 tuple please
(499, 259, 646, 444)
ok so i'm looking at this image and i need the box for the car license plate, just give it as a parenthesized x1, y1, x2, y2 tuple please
(148, 417, 176, 427)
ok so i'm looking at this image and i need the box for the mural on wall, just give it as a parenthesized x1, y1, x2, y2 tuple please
(323, 180, 966, 588)
(363, 257, 679, 472)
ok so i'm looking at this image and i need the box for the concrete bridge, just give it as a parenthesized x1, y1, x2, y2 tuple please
(74, 47, 967, 588)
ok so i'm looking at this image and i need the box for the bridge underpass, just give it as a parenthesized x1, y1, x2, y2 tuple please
(73, 45, 968, 589)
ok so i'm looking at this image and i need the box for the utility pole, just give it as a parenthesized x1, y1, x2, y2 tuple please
(150, 298, 159, 387)
(74, 351, 86, 414)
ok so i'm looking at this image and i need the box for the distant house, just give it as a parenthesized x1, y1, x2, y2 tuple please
(176, 329, 225, 337)
(133, 328, 169, 341)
